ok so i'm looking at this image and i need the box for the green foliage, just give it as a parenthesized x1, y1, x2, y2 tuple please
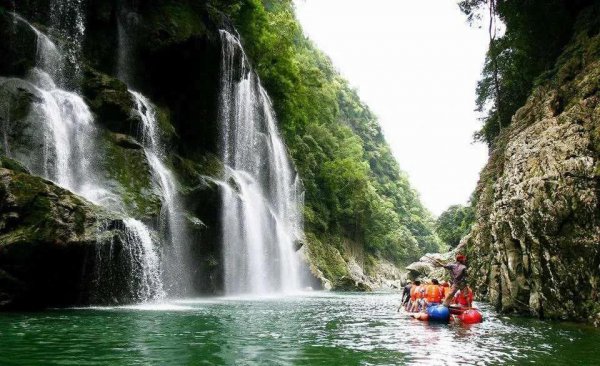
(435, 205, 475, 248)
(215, 0, 440, 263)
(460, 0, 595, 146)
(304, 232, 349, 281)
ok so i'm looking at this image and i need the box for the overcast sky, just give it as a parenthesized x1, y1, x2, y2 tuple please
(294, 0, 490, 215)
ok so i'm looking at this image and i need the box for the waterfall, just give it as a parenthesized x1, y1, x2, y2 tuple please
(48, 0, 86, 87)
(130, 91, 192, 295)
(93, 218, 165, 303)
(3, 14, 164, 303)
(114, 3, 192, 296)
(218, 30, 305, 295)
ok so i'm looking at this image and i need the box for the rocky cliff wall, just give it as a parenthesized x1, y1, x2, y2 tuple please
(467, 10, 600, 324)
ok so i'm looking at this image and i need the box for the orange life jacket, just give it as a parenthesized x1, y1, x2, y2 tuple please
(410, 285, 418, 301)
(456, 287, 474, 306)
(416, 285, 425, 299)
(443, 286, 451, 299)
(425, 284, 442, 303)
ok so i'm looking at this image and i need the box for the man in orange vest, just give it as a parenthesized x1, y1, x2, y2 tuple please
(424, 279, 443, 307)
(409, 280, 425, 312)
(407, 280, 418, 312)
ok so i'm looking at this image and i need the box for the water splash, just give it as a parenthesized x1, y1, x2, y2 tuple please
(93, 218, 165, 303)
(218, 30, 305, 295)
(130, 91, 192, 295)
(48, 0, 86, 88)
(122, 218, 165, 301)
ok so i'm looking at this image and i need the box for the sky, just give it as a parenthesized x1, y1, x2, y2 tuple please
(294, 0, 490, 215)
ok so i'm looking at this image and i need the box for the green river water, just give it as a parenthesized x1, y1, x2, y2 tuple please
(0, 292, 598, 365)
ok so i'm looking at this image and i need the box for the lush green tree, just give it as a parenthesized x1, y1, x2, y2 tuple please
(459, 0, 594, 146)
(435, 205, 475, 248)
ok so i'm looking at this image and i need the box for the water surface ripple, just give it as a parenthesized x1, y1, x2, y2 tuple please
(0, 292, 597, 365)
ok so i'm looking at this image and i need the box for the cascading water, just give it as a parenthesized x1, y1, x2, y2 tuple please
(218, 30, 305, 295)
(47, 0, 86, 87)
(130, 91, 192, 295)
(1, 13, 164, 303)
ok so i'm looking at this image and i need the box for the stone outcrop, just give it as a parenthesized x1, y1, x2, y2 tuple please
(0, 165, 133, 309)
(302, 235, 406, 291)
(467, 25, 600, 324)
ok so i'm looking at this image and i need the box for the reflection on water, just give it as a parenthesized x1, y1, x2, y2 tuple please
(0, 292, 598, 365)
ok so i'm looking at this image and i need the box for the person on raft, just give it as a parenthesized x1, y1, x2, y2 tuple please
(432, 254, 468, 307)
(400, 281, 412, 308)
(424, 279, 443, 307)
(408, 280, 425, 312)
(455, 285, 474, 308)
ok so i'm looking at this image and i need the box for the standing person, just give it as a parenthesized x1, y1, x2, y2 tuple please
(407, 280, 422, 312)
(440, 280, 452, 302)
(410, 281, 426, 313)
(432, 254, 468, 306)
(404, 280, 421, 311)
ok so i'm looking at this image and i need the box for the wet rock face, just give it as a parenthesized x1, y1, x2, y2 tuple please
(468, 56, 600, 323)
(0, 166, 131, 309)
(0, 12, 38, 77)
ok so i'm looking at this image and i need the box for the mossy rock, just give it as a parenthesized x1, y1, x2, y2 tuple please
(333, 276, 372, 292)
(0, 12, 38, 77)
(304, 232, 349, 283)
(0, 77, 50, 172)
(100, 130, 161, 220)
(82, 67, 140, 135)
(0, 167, 156, 309)
(141, 3, 210, 52)
(0, 156, 30, 174)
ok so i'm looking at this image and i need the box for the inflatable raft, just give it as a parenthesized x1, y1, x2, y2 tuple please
(409, 305, 483, 324)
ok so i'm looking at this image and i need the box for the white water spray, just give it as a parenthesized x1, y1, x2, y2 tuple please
(130, 91, 192, 295)
(218, 30, 305, 295)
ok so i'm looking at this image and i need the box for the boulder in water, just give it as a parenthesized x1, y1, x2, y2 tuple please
(0, 167, 138, 309)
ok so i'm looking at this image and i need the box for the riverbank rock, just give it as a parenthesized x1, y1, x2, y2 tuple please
(467, 24, 600, 324)
(0, 165, 136, 309)
(302, 234, 409, 291)
(404, 250, 459, 282)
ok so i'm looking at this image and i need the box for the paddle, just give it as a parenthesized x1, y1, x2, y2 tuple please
(423, 255, 445, 267)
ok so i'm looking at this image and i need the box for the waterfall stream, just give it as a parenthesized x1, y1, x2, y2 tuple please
(3, 13, 165, 303)
(218, 30, 305, 295)
(130, 91, 192, 295)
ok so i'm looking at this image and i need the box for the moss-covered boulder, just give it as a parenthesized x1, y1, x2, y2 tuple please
(0, 77, 49, 172)
(82, 67, 141, 135)
(0, 166, 136, 309)
(100, 130, 162, 220)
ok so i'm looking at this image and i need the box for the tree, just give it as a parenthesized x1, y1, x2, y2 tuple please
(435, 205, 475, 248)
(459, 0, 594, 146)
